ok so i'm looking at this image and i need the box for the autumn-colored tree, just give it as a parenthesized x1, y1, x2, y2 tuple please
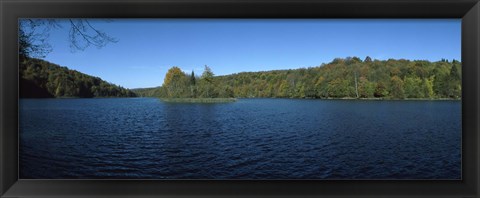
(163, 66, 188, 98)
(389, 76, 405, 99)
(374, 82, 389, 98)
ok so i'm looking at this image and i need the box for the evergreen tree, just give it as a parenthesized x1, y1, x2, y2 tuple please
(190, 70, 196, 85)
(364, 56, 372, 63)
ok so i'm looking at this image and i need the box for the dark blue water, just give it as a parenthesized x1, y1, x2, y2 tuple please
(19, 98, 461, 179)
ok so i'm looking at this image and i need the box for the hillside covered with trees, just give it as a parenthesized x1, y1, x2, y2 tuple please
(136, 57, 461, 100)
(20, 58, 137, 98)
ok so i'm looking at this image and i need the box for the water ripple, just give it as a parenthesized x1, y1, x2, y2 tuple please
(20, 98, 461, 179)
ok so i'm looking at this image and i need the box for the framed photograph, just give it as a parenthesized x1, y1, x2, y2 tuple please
(1, 0, 479, 197)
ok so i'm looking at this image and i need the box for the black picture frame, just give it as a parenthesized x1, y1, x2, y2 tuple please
(1, 0, 479, 197)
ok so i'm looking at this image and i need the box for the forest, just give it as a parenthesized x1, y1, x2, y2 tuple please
(133, 56, 462, 99)
(20, 58, 137, 98)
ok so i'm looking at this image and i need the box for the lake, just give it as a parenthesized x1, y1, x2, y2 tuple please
(19, 98, 461, 179)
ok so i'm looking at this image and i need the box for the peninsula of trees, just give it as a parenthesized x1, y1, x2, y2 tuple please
(20, 58, 137, 98)
(134, 56, 461, 100)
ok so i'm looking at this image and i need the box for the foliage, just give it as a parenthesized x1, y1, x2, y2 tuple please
(163, 66, 189, 98)
(199, 65, 215, 98)
(20, 58, 137, 98)
(131, 87, 163, 97)
(134, 57, 462, 99)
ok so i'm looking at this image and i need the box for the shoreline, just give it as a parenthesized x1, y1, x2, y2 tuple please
(323, 97, 461, 101)
(20, 97, 461, 101)
(160, 98, 237, 103)
(237, 97, 461, 101)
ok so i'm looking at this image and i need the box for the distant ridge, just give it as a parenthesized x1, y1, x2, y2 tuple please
(20, 58, 137, 98)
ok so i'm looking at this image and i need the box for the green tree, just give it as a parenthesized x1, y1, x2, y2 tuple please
(404, 76, 423, 98)
(278, 80, 290, 97)
(358, 77, 375, 98)
(189, 70, 197, 97)
(200, 65, 215, 98)
(448, 63, 461, 98)
(423, 76, 435, 98)
(314, 76, 326, 98)
(327, 78, 353, 98)
(190, 70, 196, 85)
(432, 62, 451, 98)
(20, 58, 136, 98)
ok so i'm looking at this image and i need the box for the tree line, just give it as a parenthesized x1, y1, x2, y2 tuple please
(134, 65, 222, 98)
(135, 56, 461, 99)
(20, 58, 137, 98)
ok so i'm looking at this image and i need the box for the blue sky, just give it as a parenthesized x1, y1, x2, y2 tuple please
(41, 19, 461, 89)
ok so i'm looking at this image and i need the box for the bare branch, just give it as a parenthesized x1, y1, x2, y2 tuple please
(19, 19, 118, 58)
(68, 19, 118, 52)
